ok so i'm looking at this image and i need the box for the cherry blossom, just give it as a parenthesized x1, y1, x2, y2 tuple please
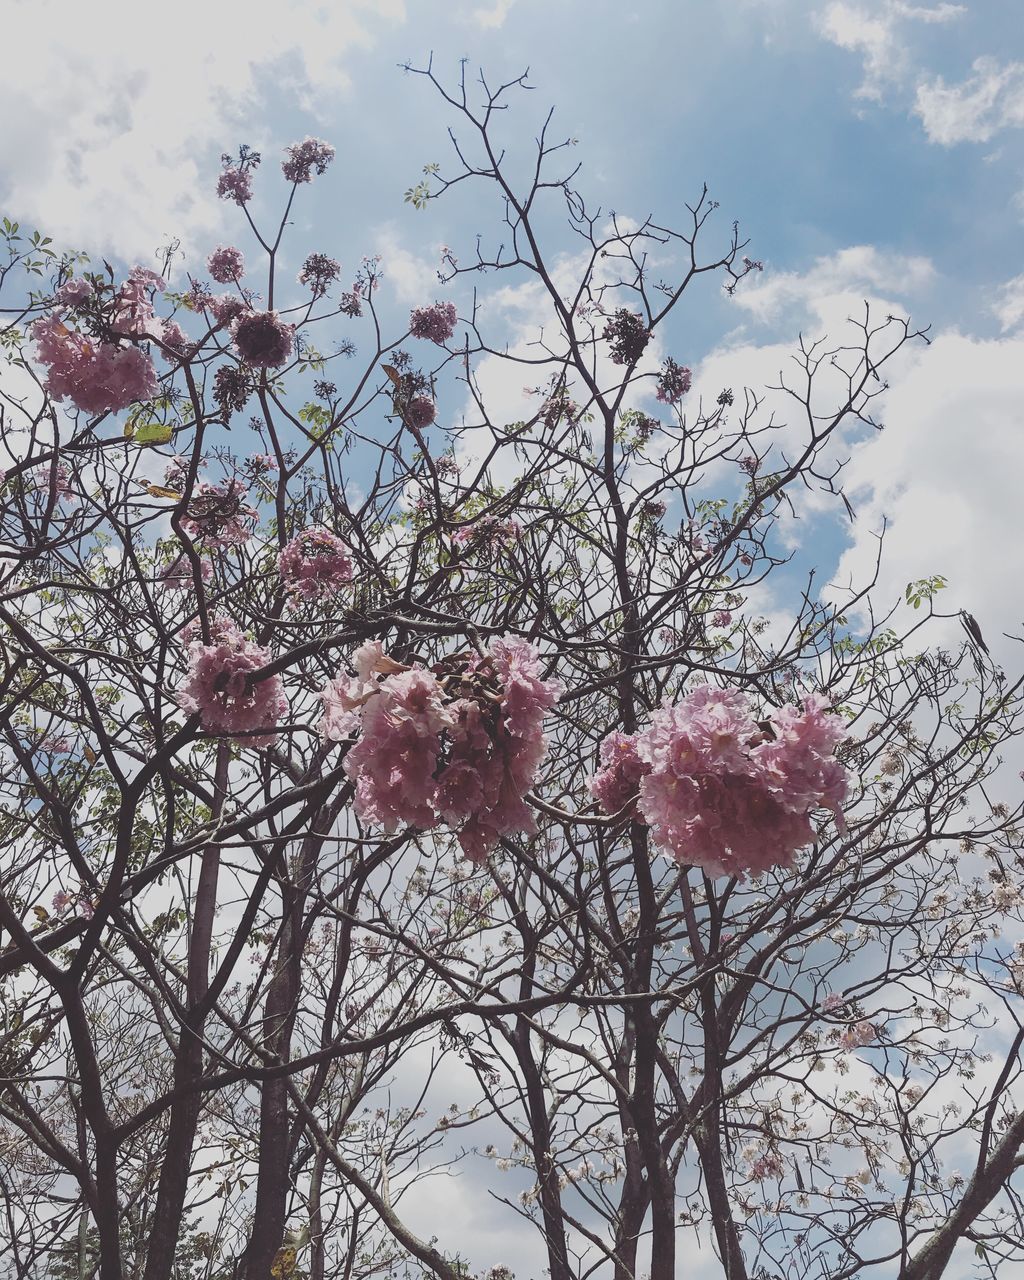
(278, 528, 353, 601)
(177, 615, 286, 747)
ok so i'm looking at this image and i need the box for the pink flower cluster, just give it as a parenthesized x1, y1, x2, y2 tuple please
(207, 246, 245, 283)
(655, 358, 692, 404)
(177, 615, 286, 747)
(452, 516, 523, 550)
(319, 637, 561, 861)
(282, 137, 335, 184)
(405, 395, 437, 429)
(278, 527, 354, 601)
(217, 166, 252, 205)
(839, 1020, 877, 1051)
(298, 253, 340, 297)
(209, 294, 246, 328)
(31, 313, 157, 415)
(232, 310, 294, 368)
(159, 553, 213, 592)
(410, 301, 457, 344)
(590, 686, 848, 878)
(180, 479, 257, 549)
(55, 277, 94, 306)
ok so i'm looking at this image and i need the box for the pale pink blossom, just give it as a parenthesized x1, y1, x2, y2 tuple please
(278, 527, 353, 601)
(232, 310, 294, 368)
(410, 301, 457, 344)
(209, 294, 246, 327)
(217, 166, 252, 204)
(31, 314, 157, 415)
(177, 615, 286, 746)
(159, 553, 213, 592)
(594, 685, 849, 878)
(839, 1020, 877, 1051)
(180, 479, 256, 549)
(282, 137, 335, 184)
(55, 278, 93, 306)
(590, 732, 648, 815)
(207, 246, 245, 284)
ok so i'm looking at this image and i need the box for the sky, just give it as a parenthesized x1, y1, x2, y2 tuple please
(3, 1, 1024, 1273)
(5, 0, 1023, 671)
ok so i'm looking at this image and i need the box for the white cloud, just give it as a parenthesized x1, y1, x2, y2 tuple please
(469, 0, 517, 28)
(815, 0, 964, 101)
(370, 226, 443, 306)
(914, 56, 1024, 144)
(833, 329, 1024, 665)
(992, 273, 1024, 332)
(0, 0, 406, 262)
(729, 244, 936, 327)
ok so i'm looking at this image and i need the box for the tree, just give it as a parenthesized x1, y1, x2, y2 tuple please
(1, 61, 1023, 1280)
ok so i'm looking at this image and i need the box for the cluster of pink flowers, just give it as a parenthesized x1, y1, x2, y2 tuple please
(452, 516, 524, 550)
(55, 277, 94, 306)
(839, 1020, 877, 1051)
(282, 137, 335, 184)
(217, 166, 253, 205)
(209, 294, 246, 328)
(31, 313, 157, 415)
(159, 553, 213, 592)
(319, 637, 561, 861)
(278, 527, 354, 601)
(180, 479, 257, 548)
(749, 1151, 785, 1182)
(29, 265, 182, 414)
(232, 310, 294, 368)
(177, 614, 286, 746)
(35, 461, 76, 504)
(405, 395, 437, 429)
(207, 246, 245, 283)
(655, 358, 692, 404)
(602, 309, 650, 366)
(590, 686, 848, 878)
(298, 253, 340, 297)
(410, 301, 457, 344)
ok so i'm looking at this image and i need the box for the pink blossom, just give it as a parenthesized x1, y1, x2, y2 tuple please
(34, 461, 76, 504)
(278, 527, 354, 601)
(437, 638, 562, 861)
(405, 395, 437, 429)
(282, 137, 335, 184)
(52, 890, 73, 912)
(452, 516, 523, 549)
(320, 637, 560, 861)
(38, 734, 73, 754)
(180, 479, 256, 549)
(298, 253, 340, 296)
(655, 358, 692, 404)
(594, 684, 849, 878)
(159, 553, 213, 592)
(839, 1020, 877, 1051)
(55, 277, 93, 306)
(207, 246, 245, 284)
(711, 610, 733, 628)
(232, 310, 294, 368)
(31, 314, 157, 415)
(590, 732, 649, 815)
(217, 166, 252, 204)
(343, 668, 453, 832)
(821, 993, 844, 1013)
(177, 615, 286, 746)
(159, 320, 188, 353)
(410, 301, 458, 344)
(209, 294, 246, 328)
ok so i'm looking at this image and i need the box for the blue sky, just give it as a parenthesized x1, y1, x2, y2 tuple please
(3, 0, 1023, 655)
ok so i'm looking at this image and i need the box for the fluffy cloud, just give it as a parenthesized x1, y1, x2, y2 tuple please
(914, 56, 1024, 144)
(0, 0, 405, 261)
(815, 0, 965, 101)
(833, 329, 1024, 664)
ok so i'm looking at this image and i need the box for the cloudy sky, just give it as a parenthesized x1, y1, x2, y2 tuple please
(5, 0, 1022, 673)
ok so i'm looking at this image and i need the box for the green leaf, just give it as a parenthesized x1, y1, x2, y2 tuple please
(133, 422, 174, 446)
